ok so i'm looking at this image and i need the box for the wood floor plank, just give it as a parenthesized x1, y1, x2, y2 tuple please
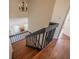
(32, 33, 70, 59)
(12, 39, 40, 59)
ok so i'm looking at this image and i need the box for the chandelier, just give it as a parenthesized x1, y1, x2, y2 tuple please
(19, 1, 27, 12)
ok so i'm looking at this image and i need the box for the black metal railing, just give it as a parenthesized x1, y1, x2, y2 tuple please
(9, 31, 31, 43)
(25, 23, 59, 50)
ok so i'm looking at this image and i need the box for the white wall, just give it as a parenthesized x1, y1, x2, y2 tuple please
(9, 0, 29, 18)
(9, 18, 28, 26)
(51, 0, 70, 39)
(28, 0, 56, 32)
(59, 11, 70, 39)
(9, 18, 28, 35)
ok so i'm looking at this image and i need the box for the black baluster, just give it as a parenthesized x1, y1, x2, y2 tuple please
(44, 32, 48, 48)
(35, 35, 37, 47)
(41, 32, 45, 49)
(38, 34, 40, 48)
(34, 35, 36, 47)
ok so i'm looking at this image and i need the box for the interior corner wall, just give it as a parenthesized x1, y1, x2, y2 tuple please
(28, 0, 56, 32)
(62, 11, 70, 36)
(51, 0, 70, 39)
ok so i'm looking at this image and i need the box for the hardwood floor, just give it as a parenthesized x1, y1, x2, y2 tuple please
(12, 39, 40, 59)
(32, 33, 70, 59)
(12, 33, 70, 59)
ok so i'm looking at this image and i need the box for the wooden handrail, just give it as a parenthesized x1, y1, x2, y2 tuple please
(25, 28, 46, 38)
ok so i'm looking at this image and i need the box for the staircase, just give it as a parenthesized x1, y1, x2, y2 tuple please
(12, 34, 70, 59)
(11, 23, 59, 59)
(25, 23, 58, 50)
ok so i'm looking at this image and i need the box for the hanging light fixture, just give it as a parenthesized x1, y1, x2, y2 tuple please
(19, 1, 27, 12)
